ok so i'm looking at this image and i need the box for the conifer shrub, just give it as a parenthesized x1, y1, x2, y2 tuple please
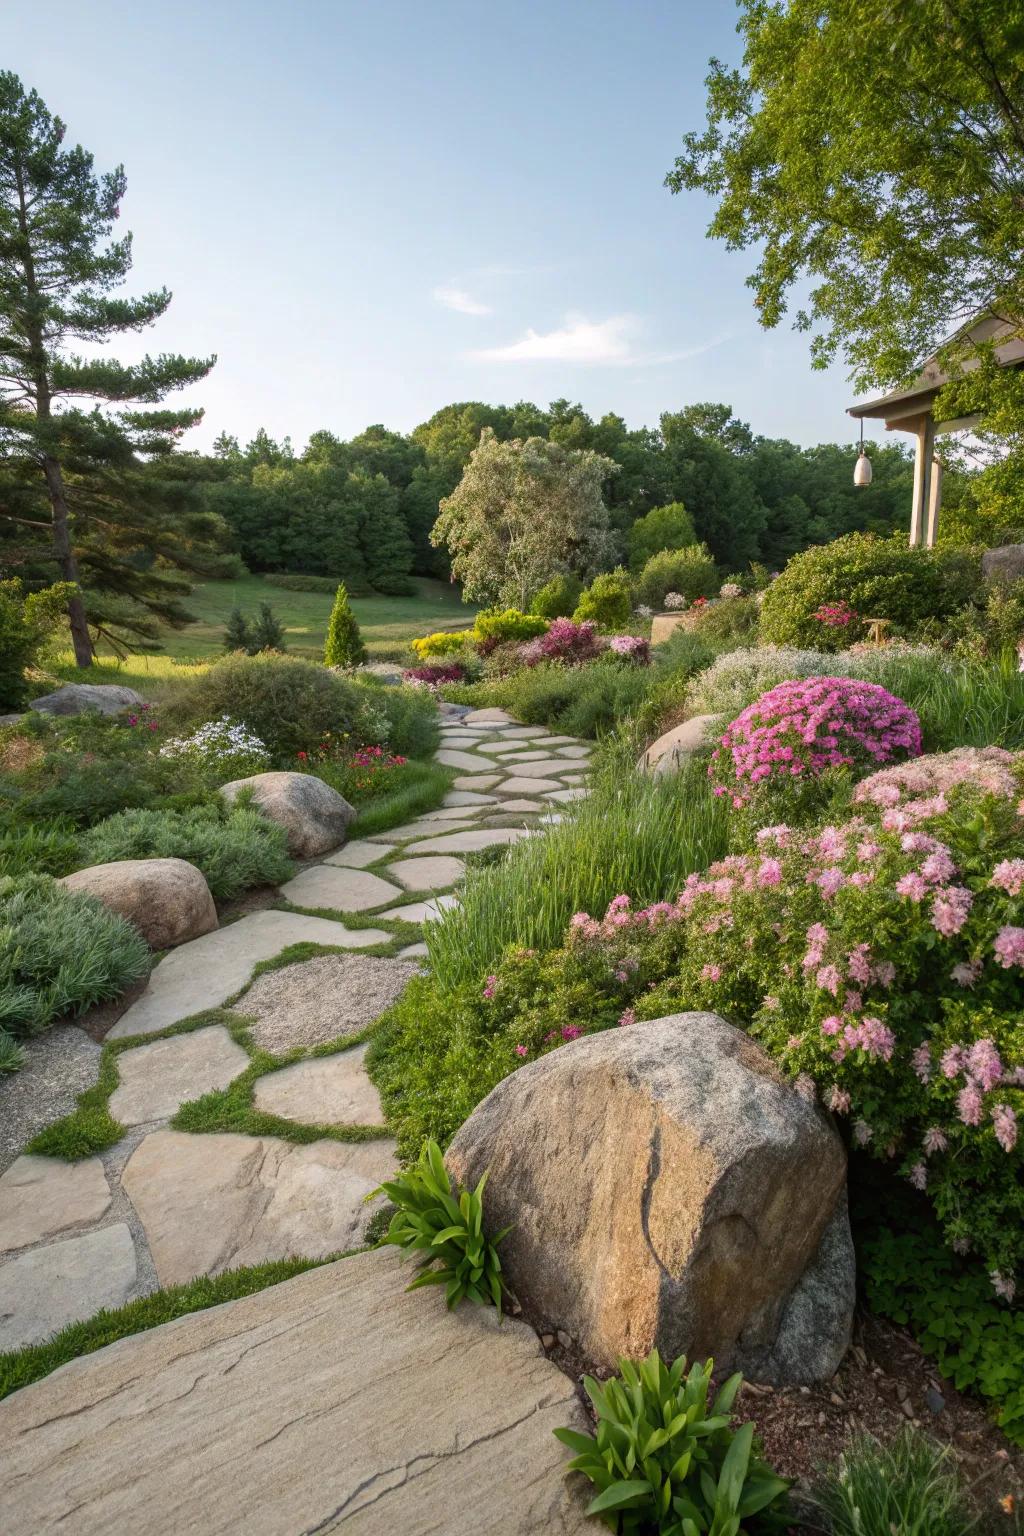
(251, 602, 286, 652)
(323, 583, 366, 668)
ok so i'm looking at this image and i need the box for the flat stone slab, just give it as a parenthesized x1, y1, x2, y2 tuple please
(398, 941, 429, 959)
(463, 706, 518, 723)
(495, 757, 576, 778)
(379, 894, 460, 923)
(401, 828, 531, 855)
(418, 804, 488, 821)
(544, 787, 589, 802)
(496, 750, 549, 762)
(0, 1155, 112, 1255)
(498, 776, 563, 794)
(557, 745, 591, 758)
(0, 1026, 101, 1176)
(497, 797, 544, 812)
(394, 816, 477, 836)
(386, 855, 465, 891)
(239, 954, 418, 1052)
(108, 1027, 249, 1127)
(121, 1130, 396, 1286)
(0, 1248, 590, 1536)
(110, 911, 390, 1039)
(280, 865, 401, 913)
(253, 1045, 383, 1126)
(443, 790, 499, 807)
(323, 839, 389, 869)
(451, 773, 501, 790)
(0, 1224, 137, 1352)
(435, 748, 496, 772)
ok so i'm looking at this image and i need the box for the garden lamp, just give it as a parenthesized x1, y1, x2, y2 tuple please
(853, 420, 873, 486)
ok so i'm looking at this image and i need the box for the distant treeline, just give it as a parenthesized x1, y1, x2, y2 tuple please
(200, 399, 922, 594)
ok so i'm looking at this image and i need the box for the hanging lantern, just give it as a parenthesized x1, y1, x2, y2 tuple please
(853, 419, 873, 486)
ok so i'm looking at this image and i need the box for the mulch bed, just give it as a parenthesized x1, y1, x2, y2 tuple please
(538, 1306, 1023, 1529)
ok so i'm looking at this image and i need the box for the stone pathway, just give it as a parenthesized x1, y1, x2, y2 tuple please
(0, 706, 592, 1352)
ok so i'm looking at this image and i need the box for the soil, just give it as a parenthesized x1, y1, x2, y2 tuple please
(538, 1305, 1023, 1530)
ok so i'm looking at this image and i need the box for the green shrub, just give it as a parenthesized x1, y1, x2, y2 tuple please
(758, 533, 981, 650)
(78, 804, 294, 902)
(555, 1350, 789, 1532)
(166, 652, 364, 761)
(808, 1428, 979, 1536)
(627, 501, 697, 571)
(573, 568, 633, 630)
(0, 579, 76, 711)
(0, 875, 150, 1041)
(373, 1139, 509, 1311)
(324, 583, 366, 668)
(351, 758, 453, 838)
(636, 544, 718, 608)
(472, 608, 548, 645)
(359, 681, 440, 759)
(481, 658, 652, 739)
(410, 629, 473, 660)
(688, 594, 760, 646)
(634, 630, 717, 738)
(251, 602, 286, 652)
(529, 573, 584, 619)
(0, 817, 80, 878)
(943, 576, 1024, 665)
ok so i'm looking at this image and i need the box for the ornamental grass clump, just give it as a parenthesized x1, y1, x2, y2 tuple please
(547, 750, 1024, 1298)
(710, 677, 922, 809)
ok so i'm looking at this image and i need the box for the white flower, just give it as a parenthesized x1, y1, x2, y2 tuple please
(664, 591, 688, 611)
(160, 715, 270, 770)
(634, 604, 653, 619)
(719, 582, 743, 600)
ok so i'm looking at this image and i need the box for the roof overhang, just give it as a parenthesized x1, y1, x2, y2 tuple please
(847, 312, 1024, 434)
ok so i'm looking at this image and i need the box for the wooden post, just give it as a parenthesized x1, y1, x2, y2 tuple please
(924, 454, 943, 548)
(909, 415, 935, 548)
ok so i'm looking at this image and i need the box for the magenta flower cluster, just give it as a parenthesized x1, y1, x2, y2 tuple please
(813, 600, 858, 628)
(402, 662, 468, 688)
(710, 676, 922, 805)
(607, 634, 651, 665)
(520, 618, 602, 668)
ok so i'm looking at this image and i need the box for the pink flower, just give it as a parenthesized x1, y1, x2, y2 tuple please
(923, 1127, 948, 1156)
(991, 1272, 1017, 1303)
(816, 867, 845, 899)
(561, 1024, 583, 1042)
(618, 1008, 637, 1027)
(757, 858, 782, 887)
(908, 1161, 928, 1191)
(957, 1083, 984, 1126)
(847, 945, 872, 985)
(821, 1015, 843, 1036)
(930, 886, 972, 937)
(994, 926, 1024, 969)
(514, 1044, 528, 1058)
(896, 872, 929, 901)
(966, 1038, 1003, 1091)
(950, 960, 981, 988)
(911, 1044, 932, 1083)
(990, 859, 1024, 896)
(940, 1045, 965, 1079)
(482, 975, 498, 1000)
(762, 995, 780, 1010)
(701, 964, 722, 982)
(992, 1103, 1018, 1153)
(828, 1085, 851, 1114)
(816, 965, 842, 996)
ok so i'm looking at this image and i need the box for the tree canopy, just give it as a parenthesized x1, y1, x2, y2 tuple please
(0, 71, 226, 662)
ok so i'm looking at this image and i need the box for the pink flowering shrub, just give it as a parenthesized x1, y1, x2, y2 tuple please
(709, 676, 922, 809)
(812, 600, 859, 631)
(520, 618, 602, 668)
(606, 634, 651, 666)
(474, 750, 1024, 1295)
(402, 662, 468, 688)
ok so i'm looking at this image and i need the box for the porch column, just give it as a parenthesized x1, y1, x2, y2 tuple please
(924, 454, 943, 548)
(909, 414, 936, 548)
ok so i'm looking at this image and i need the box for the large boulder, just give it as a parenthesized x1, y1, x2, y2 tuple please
(640, 714, 723, 777)
(981, 543, 1024, 586)
(219, 770, 355, 858)
(446, 1013, 852, 1384)
(30, 683, 144, 717)
(60, 858, 218, 949)
(650, 613, 689, 644)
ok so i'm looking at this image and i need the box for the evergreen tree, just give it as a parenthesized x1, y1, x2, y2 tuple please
(223, 605, 253, 653)
(0, 73, 215, 665)
(251, 601, 285, 652)
(324, 583, 365, 668)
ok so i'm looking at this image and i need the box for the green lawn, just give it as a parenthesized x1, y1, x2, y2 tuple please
(165, 574, 478, 661)
(44, 575, 478, 692)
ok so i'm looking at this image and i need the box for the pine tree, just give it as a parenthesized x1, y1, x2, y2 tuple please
(223, 606, 253, 653)
(251, 602, 285, 652)
(324, 583, 365, 668)
(0, 73, 216, 665)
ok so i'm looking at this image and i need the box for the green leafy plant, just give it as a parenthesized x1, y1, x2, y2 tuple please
(554, 1349, 789, 1534)
(324, 582, 367, 668)
(637, 545, 719, 609)
(79, 803, 294, 901)
(628, 502, 697, 571)
(573, 568, 634, 630)
(808, 1428, 980, 1536)
(0, 578, 78, 710)
(530, 572, 584, 619)
(472, 607, 549, 645)
(165, 652, 364, 761)
(373, 1139, 510, 1311)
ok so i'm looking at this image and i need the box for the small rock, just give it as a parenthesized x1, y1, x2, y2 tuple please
(899, 1397, 915, 1420)
(925, 1387, 946, 1415)
(556, 1329, 572, 1351)
(896, 1382, 908, 1402)
(540, 1333, 556, 1350)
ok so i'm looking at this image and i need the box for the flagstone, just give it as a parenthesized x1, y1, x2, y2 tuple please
(0, 1224, 137, 1352)
(279, 866, 402, 912)
(495, 797, 544, 811)
(253, 1045, 384, 1126)
(0, 1155, 112, 1256)
(121, 1129, 395, 1286)
(239, 954, 418, 1052)
(436, 748, 496, 771)
(451, 773, 501, 790)
(379, 894, 460, 923)
(462, 707, 517, 723)
(108, 1027, 249, 1128)
(400, 827, 531, 856)
(543, 787, 590, 802)
(498, 776, 563, 794)
(443, 790, 499, 806)
(398, 941, 429, 959)
(492, 758, 578, 778)
(386, 855, 465, 891)
(323, 839, 390, 868)
(110, 912, 390, 1039)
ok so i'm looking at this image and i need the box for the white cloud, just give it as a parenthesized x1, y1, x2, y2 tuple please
(471, 313, 730, 367)
(433, 284, 492, 316)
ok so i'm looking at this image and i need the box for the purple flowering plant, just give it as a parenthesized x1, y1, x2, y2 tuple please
(519, 618, 602, 668)
(709, 676, 922, 810)
(606, 634, 651, 666)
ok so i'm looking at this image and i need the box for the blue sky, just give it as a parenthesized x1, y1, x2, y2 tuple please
(7, 0, 879, 454)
